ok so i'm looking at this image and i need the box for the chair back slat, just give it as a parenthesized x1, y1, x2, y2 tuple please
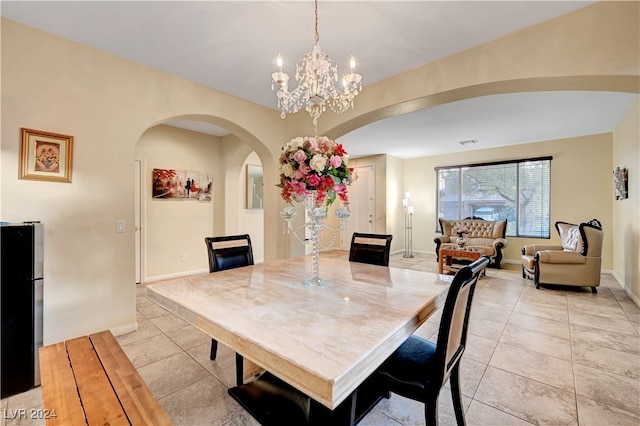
(435, 256, 489, 387)
(205, 234, 254, 272)
(349, 233, 393, 266)
(445, 284, 471, 367)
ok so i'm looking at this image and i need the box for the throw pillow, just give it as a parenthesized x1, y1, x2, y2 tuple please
(561, 226, 581, 252)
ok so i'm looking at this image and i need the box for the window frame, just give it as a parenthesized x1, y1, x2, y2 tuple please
(435, 156, 552, 238)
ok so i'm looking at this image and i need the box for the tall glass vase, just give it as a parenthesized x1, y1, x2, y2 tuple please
(304, 195, 327, 287)
(281, 191, 349, 287)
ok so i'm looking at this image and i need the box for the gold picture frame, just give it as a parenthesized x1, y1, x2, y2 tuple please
(20, 128, 73, 183)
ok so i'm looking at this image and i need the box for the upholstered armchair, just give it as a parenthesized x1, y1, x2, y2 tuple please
(521, 220, 603, 293)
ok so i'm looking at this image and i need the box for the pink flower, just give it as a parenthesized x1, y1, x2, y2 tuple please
(293, 149, 307, 165)
(329, 155, 342, 168)
(307, 138, 319, 152)
(294, 163, 311, 180)
(282, 180, 308, 202)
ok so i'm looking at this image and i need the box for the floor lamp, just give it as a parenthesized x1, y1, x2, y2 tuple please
(403, 193, 414, 258)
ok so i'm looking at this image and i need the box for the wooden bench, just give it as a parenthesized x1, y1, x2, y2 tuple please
(39, 330, 172, 425)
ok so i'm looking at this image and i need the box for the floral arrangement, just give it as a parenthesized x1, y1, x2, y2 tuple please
(35, 143, 60, 172)
(453, 224, 470, 238)
(277, 136, 353, 209)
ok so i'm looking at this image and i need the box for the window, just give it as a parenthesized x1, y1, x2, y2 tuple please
(436, 157, 551, 238)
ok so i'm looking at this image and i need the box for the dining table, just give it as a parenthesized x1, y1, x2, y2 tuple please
(146, 253, 452, 425)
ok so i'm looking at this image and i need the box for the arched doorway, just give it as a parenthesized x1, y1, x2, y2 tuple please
(134, 119, 271, 282)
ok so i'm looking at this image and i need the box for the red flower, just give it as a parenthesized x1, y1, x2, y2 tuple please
(321, 175, 334, 191)
(334, 143, 346, 156)
(336, 184, 349, 205)
(307, 174, 321, 187)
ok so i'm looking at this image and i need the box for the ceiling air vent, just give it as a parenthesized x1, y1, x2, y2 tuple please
(458, 139, 479, 146)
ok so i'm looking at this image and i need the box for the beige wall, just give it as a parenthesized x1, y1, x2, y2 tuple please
(385, 155, 405, 253)
(136, 125, 223, 280)
(1, 1, 638, 343)
(315, 1, 639, 141)
(613, 97, 640, 303)
(403, 133, 615, 269)
(1, 18, 283, 344)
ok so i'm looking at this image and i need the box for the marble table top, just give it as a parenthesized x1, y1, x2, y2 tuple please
(146, 255, 451, 409)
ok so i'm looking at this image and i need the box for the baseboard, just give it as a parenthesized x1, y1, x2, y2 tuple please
(390, 249, 431, 256)
(611, 270, 640, 308)
(144, 268, 209, 283)
(110, 322, 138, 337)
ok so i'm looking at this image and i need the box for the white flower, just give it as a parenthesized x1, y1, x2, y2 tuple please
(281, 163, 294, 178)
(342, 154, 349, 166)
(309, 154, 327, 173)
(288, 137, 303, 150)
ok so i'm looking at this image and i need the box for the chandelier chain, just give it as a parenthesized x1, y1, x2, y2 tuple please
(314, 0, 319, 42)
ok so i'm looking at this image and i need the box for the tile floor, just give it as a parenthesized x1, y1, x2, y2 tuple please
(2, 252, 639, 425)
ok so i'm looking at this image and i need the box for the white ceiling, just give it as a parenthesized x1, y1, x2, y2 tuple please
(2, 1, 636, 158)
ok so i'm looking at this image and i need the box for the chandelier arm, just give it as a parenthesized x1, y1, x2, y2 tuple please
(286, 223, 309, 246)
(286, 221, 343, 250)
(318, 233, 339, 251)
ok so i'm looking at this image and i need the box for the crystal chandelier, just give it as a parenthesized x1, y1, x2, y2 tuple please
(271, 0, 362, 127)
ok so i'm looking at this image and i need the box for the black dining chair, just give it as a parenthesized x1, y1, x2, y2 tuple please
(205, 234, 254, 273)
(374, 256, 490, 426)
(204, 234, 254, 361)
(348, 233, 393, 267)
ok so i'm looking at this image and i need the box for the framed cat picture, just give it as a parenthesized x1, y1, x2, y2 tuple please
(613, 166, 628, 200)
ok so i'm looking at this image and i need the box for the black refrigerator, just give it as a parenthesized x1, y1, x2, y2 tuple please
(1, 222, 44, 398)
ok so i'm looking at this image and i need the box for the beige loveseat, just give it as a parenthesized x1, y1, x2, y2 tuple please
(521, 220, 603, 293)
(435, 218, 508, 268)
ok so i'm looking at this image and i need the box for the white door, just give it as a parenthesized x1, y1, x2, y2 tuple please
(344, 165, 375, 247)
(134, 159, 142, 284)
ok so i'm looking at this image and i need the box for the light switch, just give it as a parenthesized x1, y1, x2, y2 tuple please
(116, 220, 126, 233)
